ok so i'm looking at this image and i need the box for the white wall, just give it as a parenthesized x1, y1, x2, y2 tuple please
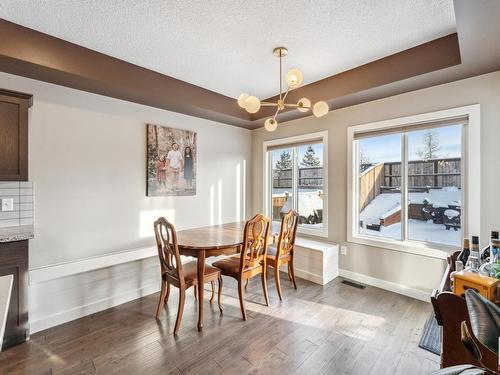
(252, 71, 500, 297)
(0, 72, 252, 332)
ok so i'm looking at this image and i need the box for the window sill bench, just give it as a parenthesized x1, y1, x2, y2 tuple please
(282, 238, 339, 285)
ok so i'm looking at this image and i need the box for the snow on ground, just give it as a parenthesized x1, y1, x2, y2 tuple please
(273, 188, 324, 228)
(273, 189, 323, 217)
(360, 219, 462, 245)
(359, 187, 462, 246)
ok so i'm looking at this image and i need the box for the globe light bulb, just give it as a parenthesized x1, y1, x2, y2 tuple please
(286, 68, 303, 88)
(312, 101, 329, 117)
(297, 98, 311, 112)
(237, 93, 249, 108)
(264, 118, 278, 131)
(244, 95, 261, 114)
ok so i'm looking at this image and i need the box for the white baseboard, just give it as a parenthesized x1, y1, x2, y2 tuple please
(30, 282, 160, 334)
(339, 269, 430, 303)
(292, 267, 324, 285)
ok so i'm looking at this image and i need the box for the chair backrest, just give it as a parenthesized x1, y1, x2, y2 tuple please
(153, 217, 184, 284)
(239, 214, 271, 272)
(275, 210, 299, 258)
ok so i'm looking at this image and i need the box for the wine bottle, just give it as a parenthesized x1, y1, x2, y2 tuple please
(458, 238, 470, 266)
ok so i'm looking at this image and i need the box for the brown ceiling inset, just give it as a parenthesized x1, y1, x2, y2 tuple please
(0, 19, 253, 126)
(254, 33, 461, 121)
(1, 14, 492, 129)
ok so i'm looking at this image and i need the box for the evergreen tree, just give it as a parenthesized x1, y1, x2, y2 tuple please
(273, 150, 292, 179)
(300, 145, 321, 167)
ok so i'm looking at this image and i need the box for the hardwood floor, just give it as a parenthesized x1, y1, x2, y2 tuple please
(0, 273, 439, 374)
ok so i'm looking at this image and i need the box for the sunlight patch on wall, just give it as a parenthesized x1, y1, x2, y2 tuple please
(210, 184, 215, 225)
(236, 163, 241, 222)
(218, 179, 222, 224)
(243, 159, 247, 220)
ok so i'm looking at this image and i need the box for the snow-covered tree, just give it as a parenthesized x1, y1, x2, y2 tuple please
(273, 150, 292, 178)
(300, 145, 321, 167)
(417, 130, 441, 160)
(360, 151, 371, 165)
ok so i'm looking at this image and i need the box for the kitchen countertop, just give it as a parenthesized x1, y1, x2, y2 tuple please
(0, 225, 34, 243)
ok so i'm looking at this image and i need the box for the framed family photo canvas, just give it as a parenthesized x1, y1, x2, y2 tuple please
(146, 124, 197, 196)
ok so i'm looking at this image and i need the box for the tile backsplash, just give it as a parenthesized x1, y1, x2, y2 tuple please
(0, 182, 33, 228)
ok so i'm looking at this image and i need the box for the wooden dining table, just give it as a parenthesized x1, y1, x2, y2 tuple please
(176, 221, 277, 331)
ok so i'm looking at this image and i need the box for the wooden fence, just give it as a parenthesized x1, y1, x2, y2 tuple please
(359, 163, 385, 211)
(384, 158, 461, 188)
(360, 157, 461, 211)
(273, 167, 323, 188)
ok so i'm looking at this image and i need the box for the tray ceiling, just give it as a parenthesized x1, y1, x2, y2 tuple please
(0, 0, 456, 99)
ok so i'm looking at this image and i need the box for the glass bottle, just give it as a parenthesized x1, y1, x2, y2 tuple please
(489, 238, 500, 279)
(466, 236, 480, 272)
(480, 231, 499, 276)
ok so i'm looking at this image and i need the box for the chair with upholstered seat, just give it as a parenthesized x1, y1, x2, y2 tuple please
(431, 289, 500, 375)
(266, 210, 299, 300)
(213, 214, 271, 320)
(154, 217, 222, 335)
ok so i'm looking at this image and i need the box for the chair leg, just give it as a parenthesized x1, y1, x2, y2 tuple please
(244, 278, 249, 289)
(261, 266, 270, 306)
(194, 285, 197, 300)
(155, 281, 167, 319)
(218, 276, 223, 313)
(165, 281, 171, 304)
(287, 263, 293, 282)
(174, 287, 186, 335)
(210, 281, 215, 304)
(237, 279, 247, 321)
(289, 260, 297, 289)
(274, 266, 283, 301)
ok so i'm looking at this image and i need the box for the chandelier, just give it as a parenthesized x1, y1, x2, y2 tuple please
(237, 47, 329, 131)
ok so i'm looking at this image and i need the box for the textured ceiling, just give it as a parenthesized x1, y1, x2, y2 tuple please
(0, 0, 456, 99)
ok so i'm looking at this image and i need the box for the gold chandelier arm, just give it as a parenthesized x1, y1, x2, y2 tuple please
(272, 106, 281, 121)
(260, 102, 278, 107)
(284, 103, 310, 109)
(282, 87, 291, 101)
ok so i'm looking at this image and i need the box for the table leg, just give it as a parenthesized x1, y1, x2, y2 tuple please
(197, 250, 205, 331)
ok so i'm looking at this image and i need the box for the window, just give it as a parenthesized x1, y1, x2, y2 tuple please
(264, 132, 328, 237)
(348, 105, 481, 258)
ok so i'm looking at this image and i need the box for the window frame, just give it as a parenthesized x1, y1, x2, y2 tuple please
(263, 131, 329, 238)
(347, 105, 480, 259)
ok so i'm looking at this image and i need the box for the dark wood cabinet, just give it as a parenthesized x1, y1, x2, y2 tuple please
(0, 240, 29, 349)
(0, 89, 32, 181)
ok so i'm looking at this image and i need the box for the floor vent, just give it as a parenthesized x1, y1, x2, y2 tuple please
(341, 279, 366, 289)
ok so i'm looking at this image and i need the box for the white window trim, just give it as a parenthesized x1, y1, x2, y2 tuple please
(263, 131, 329, 238)
(347, 104, 480, 260)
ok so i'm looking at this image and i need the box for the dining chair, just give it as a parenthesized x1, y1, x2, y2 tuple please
(267, 210, 299, 300)
(153, 217, 222, 334)
(213, 214, 271, 320)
